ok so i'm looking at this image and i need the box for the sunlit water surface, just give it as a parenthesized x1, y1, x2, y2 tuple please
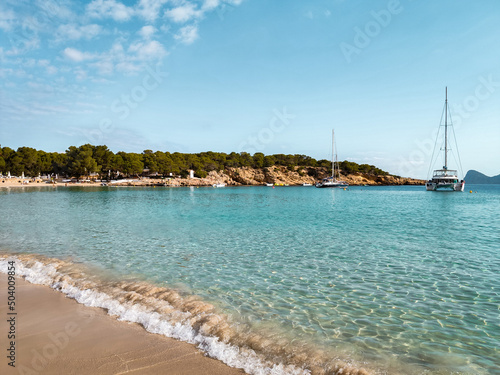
(1, 185, 498, 374)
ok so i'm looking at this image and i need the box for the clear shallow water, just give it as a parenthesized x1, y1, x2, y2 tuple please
(1, 185, 499, 374)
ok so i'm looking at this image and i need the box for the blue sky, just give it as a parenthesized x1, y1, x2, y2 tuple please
(1, 0, 499, 178)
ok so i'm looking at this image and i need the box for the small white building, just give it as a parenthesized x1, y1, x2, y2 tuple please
(189, 170, 194, 179)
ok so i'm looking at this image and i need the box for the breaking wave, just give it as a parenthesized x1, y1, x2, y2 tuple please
(0, 253, 373, 375)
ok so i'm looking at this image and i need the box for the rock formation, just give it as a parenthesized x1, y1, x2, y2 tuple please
(114, 166, 424, 187)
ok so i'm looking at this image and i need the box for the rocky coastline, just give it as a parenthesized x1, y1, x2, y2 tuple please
(111, 166, 424, 187)
(2, 166, 424, 188)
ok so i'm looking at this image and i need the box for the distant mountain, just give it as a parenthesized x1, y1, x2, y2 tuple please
(464, 170, 500, 184)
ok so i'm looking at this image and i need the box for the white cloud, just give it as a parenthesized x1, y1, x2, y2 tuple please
(202, 0, 220, 10)
(86, 0, 134, 22)
(136, 0, 169, 22)
(5, 36, 41, 55)
(0, 68, 14, 78)
(0, 7, 16, 31)
(37, 1, 75, 24)
(27, 81, 55, 93)
(74, 68, 88, 80)
(37, 59, 58, 75)
(128, 40, 166, 60)
(0, 0, 246, 86)
(63, 47, 93, 62)
(90, 60, 114, 75)
(116, 61, 142, 75)
(3, 100, 59, 116)
(0, 67, 30, 81)
(138, 25, 156, 39)
(23, 59, 37, 68)
(165, 3, 201, 23)
(159, 24, 171, 33)
(110, 41, 125, 56)
(58, 37, 167, 78)
(174, 25, 198, 45)
(46, 65, 58, 75)
(56, 24, 102, 41)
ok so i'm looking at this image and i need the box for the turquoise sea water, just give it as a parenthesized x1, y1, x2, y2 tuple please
(1, 185, 499, 374)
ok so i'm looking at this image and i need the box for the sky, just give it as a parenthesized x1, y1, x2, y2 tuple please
(1, 0, 499, 179)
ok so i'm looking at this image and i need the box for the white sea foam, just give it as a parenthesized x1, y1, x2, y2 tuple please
(0, 256, 312, 375)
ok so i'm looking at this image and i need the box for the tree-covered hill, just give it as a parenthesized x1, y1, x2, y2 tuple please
(464, 170, 500, 184)
(0, 144, 389, 179)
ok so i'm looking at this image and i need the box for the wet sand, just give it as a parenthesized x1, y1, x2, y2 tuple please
(0, 273, 244, 375)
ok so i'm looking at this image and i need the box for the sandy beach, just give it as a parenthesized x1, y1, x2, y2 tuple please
(0, 273, 244, 375)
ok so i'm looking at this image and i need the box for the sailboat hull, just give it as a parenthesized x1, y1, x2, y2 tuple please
(316, 181, 348, 188)
(425, 181, 465, 191)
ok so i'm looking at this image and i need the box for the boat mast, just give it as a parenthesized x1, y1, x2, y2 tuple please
(332, 129, 335, 179)
(444, 87, 448, 170)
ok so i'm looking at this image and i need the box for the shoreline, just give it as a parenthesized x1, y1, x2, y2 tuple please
(0, 178, 425, 189)
(1, 254, 375, 375)
(1, 166, 425, 188)
(0, 272, 244, 375)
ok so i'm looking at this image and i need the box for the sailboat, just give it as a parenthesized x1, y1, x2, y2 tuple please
(316, 130, 349, 188)
(425, 88, 465, 192)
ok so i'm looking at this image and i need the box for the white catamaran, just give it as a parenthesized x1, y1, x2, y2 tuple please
(316, 129, 348, 188)
(426, 88, 465, 192)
